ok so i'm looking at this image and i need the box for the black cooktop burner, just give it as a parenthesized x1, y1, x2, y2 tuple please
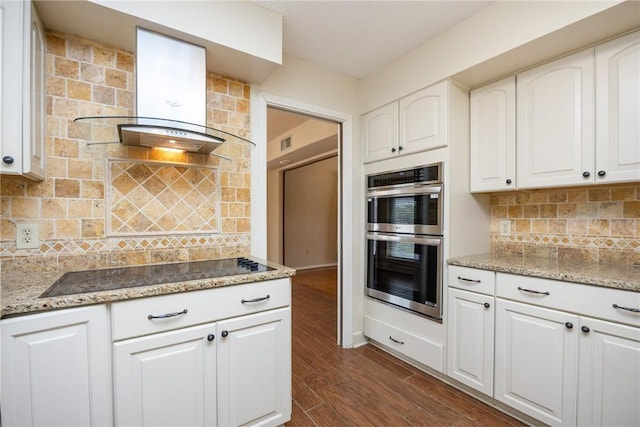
(40, 257, 272, 298)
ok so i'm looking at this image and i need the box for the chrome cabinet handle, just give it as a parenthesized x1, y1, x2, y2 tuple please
(517, 286, 550, 296)
(147, 309, 188, 320)
(389, 336, 404, 345)
(241, 295, 270, 304)
(613, 304, 640, 313)
(458, 276, 481, 284)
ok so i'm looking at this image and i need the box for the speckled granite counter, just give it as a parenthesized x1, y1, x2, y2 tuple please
(1, 258, 296, 318)
(448, 254, 639, 292)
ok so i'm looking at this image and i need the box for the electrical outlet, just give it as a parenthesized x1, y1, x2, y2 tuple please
(499, 220, 512, 237)
(16, 223, 39, 249)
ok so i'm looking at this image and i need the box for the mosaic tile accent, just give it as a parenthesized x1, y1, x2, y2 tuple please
(490, 184, 640, 264)
(106, 159, 219, 236)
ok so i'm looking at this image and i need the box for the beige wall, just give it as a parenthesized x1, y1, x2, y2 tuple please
(283, 156, 338, 269)
(0, 32, 251, 274)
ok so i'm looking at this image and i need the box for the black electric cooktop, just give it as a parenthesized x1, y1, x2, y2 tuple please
(40, 257, 272, 298)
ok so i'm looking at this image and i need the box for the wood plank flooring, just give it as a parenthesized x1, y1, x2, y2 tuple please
(287, 267, 527, 427)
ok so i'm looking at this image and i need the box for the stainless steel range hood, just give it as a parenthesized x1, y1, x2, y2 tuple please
(74, 28, 253, 155)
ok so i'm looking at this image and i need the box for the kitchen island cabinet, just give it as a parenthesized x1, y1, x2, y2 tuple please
(1, 305, 112, 426)
(1, 260, 294, 427)
(112, 278, 292, 427)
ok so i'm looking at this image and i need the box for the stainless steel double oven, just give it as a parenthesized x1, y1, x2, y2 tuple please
(366, 162, 443, 321)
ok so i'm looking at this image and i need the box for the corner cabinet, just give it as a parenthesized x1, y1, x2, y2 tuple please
(112, 278, 292, 427)
(362, 81, 448, 163)
(516, 49, 595, 189)
(469, 77, 516, 192)
(0, 0, 46, 180)
(1, 305, 113, 426)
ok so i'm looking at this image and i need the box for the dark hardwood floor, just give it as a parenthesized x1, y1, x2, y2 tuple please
(287, 267, 527, 427)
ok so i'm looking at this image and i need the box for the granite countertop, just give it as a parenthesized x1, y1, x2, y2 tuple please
(448, 253, 639, 292)
(1, 257, 296, 319)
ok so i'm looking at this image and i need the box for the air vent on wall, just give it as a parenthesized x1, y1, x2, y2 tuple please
(280, 136, 291, 151)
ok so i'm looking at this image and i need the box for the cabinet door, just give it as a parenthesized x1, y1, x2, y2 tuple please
(25, 1, 46, 179)
(578, 316, 640, 427)
(0, 0, 45, 180)
(1, 305, 112, 426)
(217, 308, 291, 427)
(399, 81, 448, 155)
(446, 288, 494, 396)
(362, 102, 398, 163)
(495, 299, 578, 426)
(113, 323, 217, 427)
(470, 77, 516, 192)
(595, 31, 640, 184)
(517, 49, 595, 189)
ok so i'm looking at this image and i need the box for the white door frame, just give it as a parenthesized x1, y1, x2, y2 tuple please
(250, 86, 354, 348)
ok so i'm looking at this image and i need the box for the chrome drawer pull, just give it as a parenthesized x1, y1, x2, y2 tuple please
(241, 295, 270, 304)
(517, 286, 550, 296)
(147, 309, 188, 320)
(389, 336, 404, 345)
(458, 276, 481, 284)
(613, 304, 640, 313)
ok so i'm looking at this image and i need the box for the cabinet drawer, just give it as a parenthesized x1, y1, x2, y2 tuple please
(496, 273, 640, 327)
(448, 265, 495, 295)
(364, 315, 444, 372)
(111, 278, 291, 341)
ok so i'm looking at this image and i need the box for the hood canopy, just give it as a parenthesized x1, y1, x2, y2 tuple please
(74, 28, 254, 158)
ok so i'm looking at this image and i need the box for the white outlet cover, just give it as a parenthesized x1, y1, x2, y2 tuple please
(499, 220, 511, 237)
(16, 223, 39, 249)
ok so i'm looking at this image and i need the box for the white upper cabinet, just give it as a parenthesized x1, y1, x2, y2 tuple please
(470, 77, 516, 192)
(399, 81, 448, 155)
(516, 49, 595, 189)
(363, 81, 448, 163)
(362, 102, 398, 163)
(595, 31, 640, 184)
(0, 0, 46, 180)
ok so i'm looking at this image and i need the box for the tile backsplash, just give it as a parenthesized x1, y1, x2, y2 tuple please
(490, 184, 640, 264)
(0, 31, 251, 274)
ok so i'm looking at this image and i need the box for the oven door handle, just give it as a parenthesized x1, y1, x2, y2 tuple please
(367, 185, 442, 198)
(366, 232, 441, 246)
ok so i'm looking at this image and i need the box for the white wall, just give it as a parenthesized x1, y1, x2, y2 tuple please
(361, 1, 627, 111)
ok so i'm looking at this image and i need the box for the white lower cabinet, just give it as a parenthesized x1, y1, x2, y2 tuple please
(577, 316, 640, 427)
(1, 305, 112, 426)
(112, 278, 292, 427)
(113, 323, 218, 427)
(447, 288, 494, 396)
(217, 308, 291, 427)
(495, 299, 579, 426)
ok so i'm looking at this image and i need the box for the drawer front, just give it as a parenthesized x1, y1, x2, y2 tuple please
(496, 273, 640, 327)
(448, 265, 495, 295)
(112, 278, 291, 341)
(364, 315, 444, 372)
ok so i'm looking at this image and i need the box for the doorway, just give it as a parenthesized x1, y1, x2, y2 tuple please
(265, 106, 341, 344)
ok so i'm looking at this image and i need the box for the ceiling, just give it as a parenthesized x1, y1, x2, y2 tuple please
(254, 0, 491, 79)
